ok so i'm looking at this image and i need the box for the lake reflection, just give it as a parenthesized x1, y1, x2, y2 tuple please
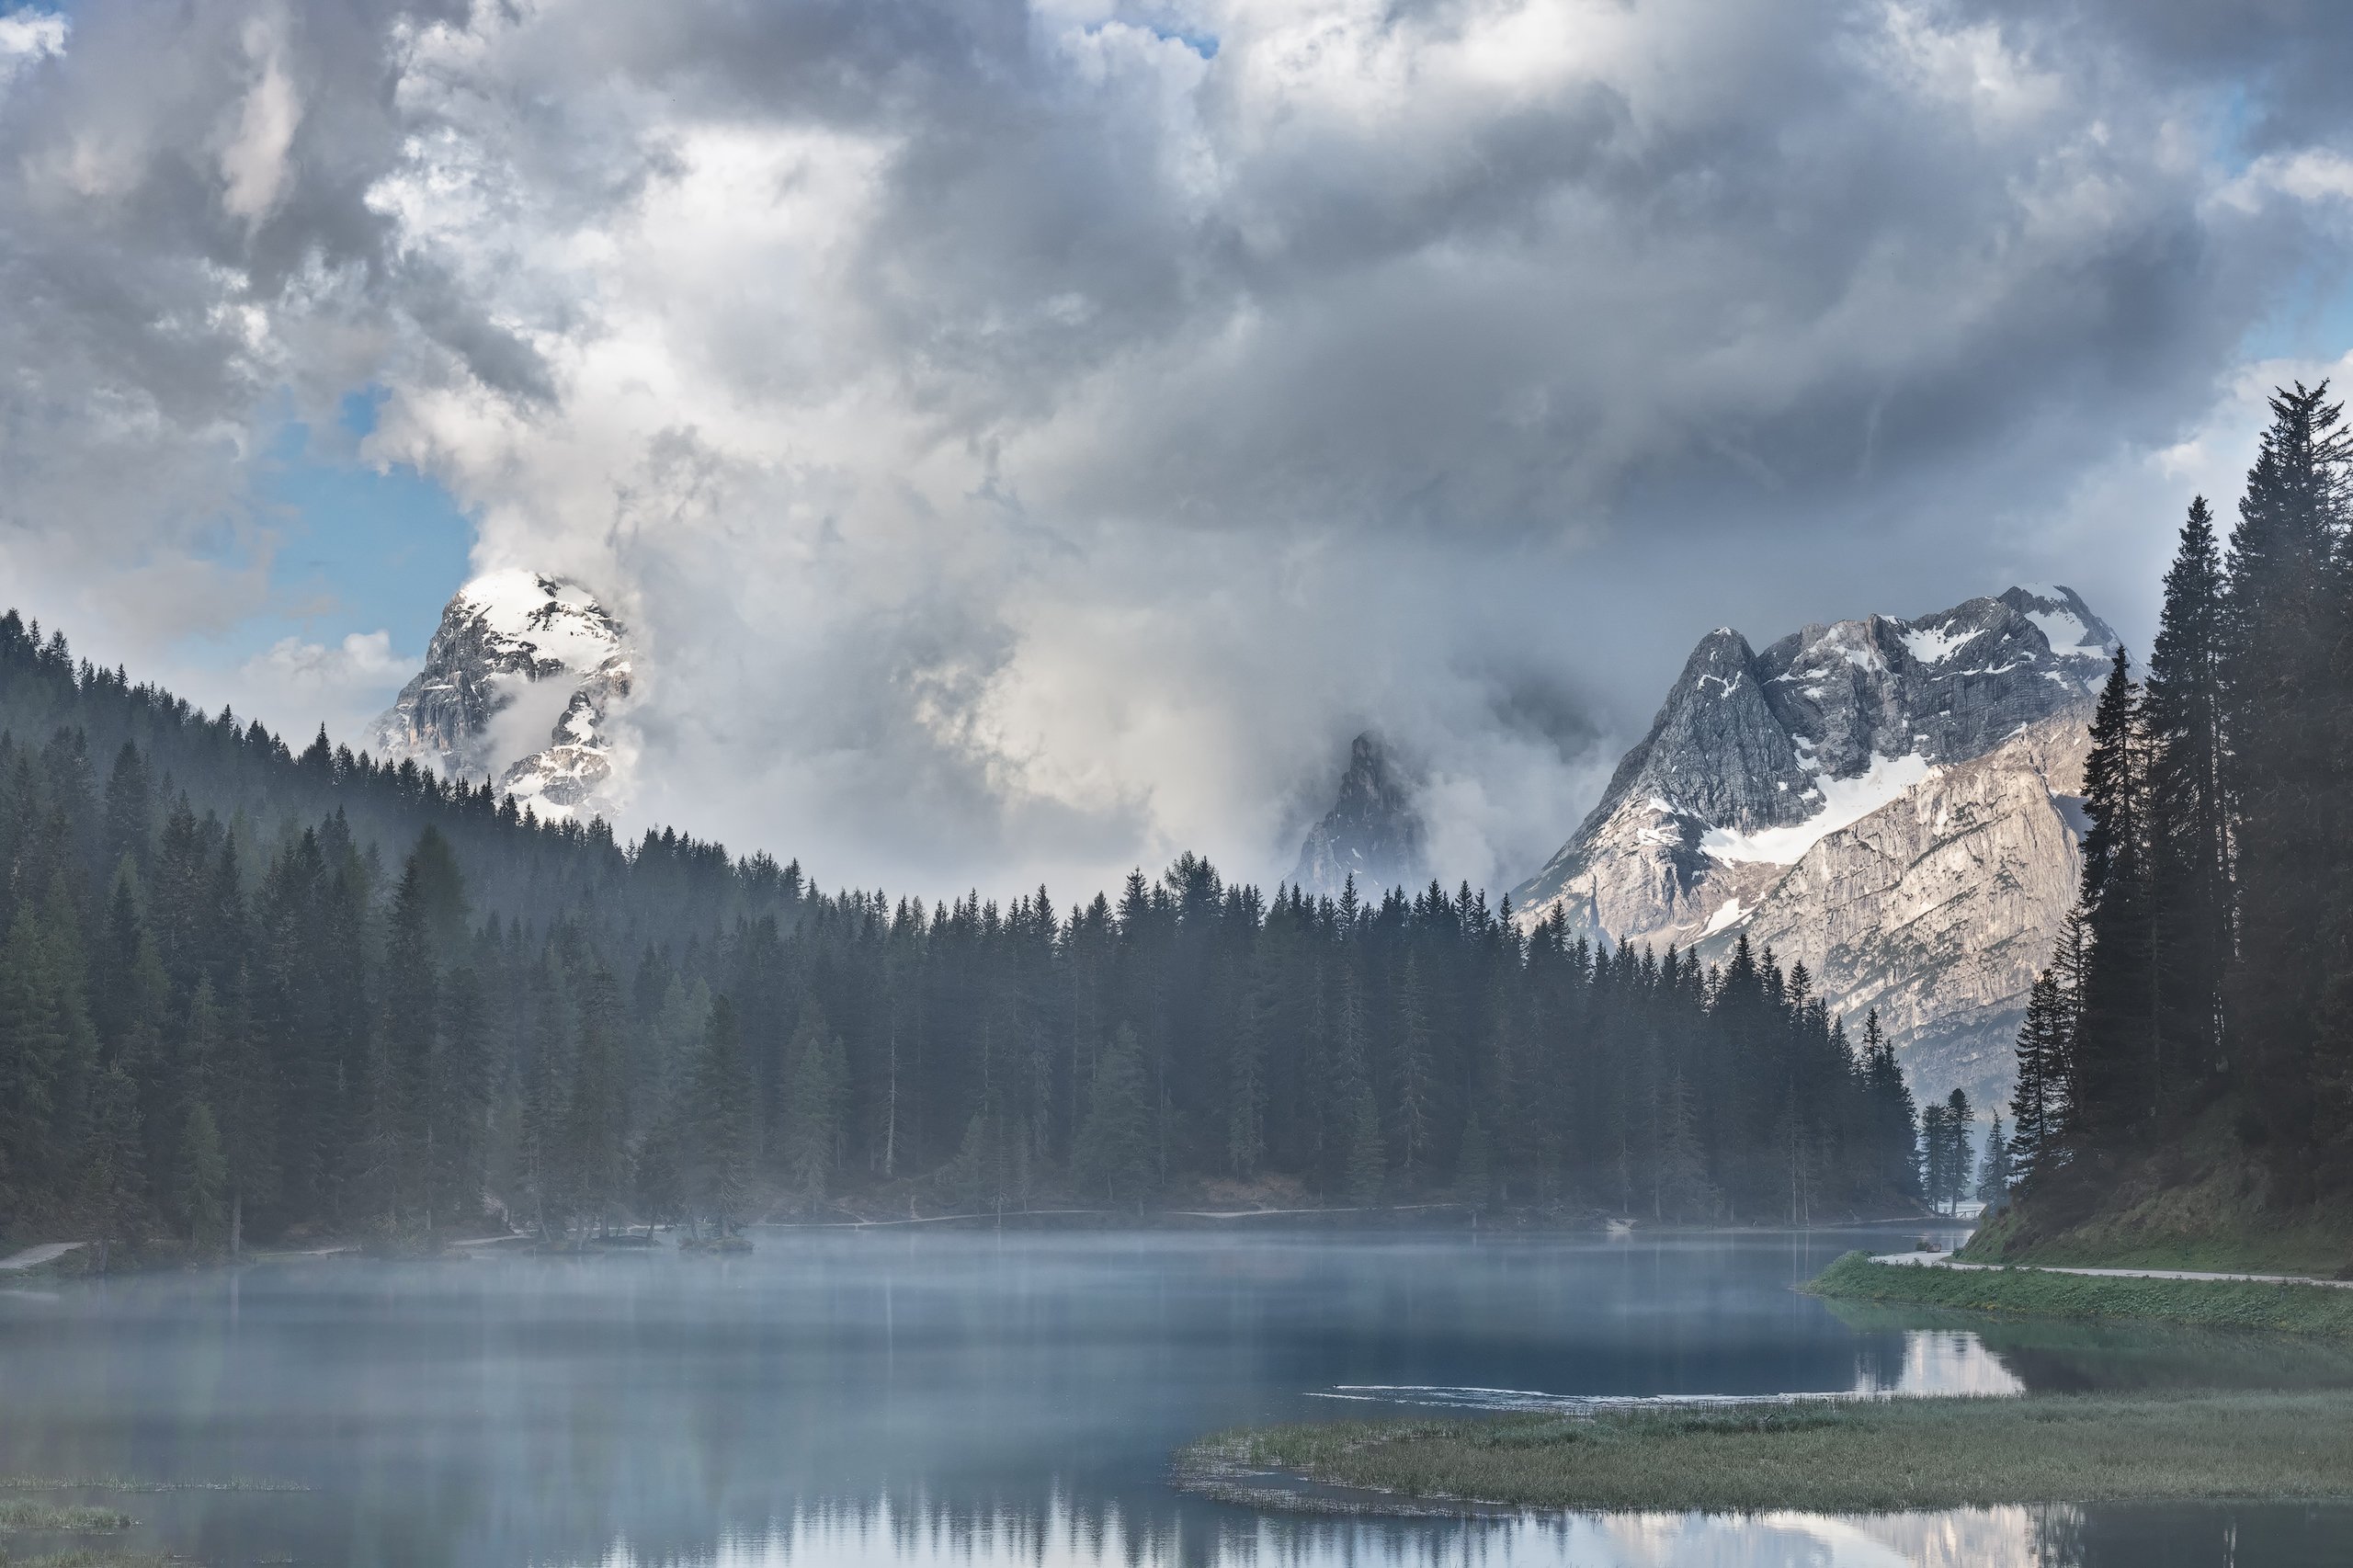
(0, 1228, 2342, 1567)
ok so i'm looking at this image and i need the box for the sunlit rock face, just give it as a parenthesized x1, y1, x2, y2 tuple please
(1509, 586, 2115, 1110)
(1291, 732, 1427, 898)
(368, 571, 634, 822)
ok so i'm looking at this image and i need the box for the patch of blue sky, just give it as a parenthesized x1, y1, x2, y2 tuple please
(2209, 84, 2261, 178)
(1150, 21, 1216, 59)
(2239, 267, 2353, 366)
(185, 386, 474, 665)
(2197, 83, 2353, 366)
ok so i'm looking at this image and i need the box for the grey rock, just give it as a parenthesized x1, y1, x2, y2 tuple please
(1291, 733, 1427, 897)
(369, 571, 634, 821)
(1509, 585, 2116, 1110)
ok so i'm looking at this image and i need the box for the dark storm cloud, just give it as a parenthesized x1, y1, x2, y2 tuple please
(1960, 0, 2353, 149)
(3, 0, 2348, 896)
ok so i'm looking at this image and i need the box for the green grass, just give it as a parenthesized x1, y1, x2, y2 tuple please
(1818, 1297, 2353, 1390)
(0, 1505, 132, 1534)
(1806, 1251, 2353, 1336)
(1967, 1196, 2353, 1277)
(1177, 1390, 2353, 1515)
(1959, 1116, 2353, 1277)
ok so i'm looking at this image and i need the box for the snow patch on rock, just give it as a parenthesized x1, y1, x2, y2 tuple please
(1899, 623, 1979, 665)
(1699, 753, 1937, 865)
(368, 572, 635, 822)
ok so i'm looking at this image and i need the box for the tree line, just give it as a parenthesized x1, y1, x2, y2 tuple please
(2005, 382, 2353, 1221)
(0, 608, 1932, 1248)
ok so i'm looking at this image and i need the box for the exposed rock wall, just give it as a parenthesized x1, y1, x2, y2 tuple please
(1509, 585, 2115, 1112)
(1701, 716, 2091, 1111)
(1291, 732, 1427, 897)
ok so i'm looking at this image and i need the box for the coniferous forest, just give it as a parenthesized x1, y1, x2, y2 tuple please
(2001, 381, 2353, 1238)
(0, 605, 1927, 1255)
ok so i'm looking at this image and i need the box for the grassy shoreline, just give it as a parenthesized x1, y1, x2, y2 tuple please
(1176, 1390, 2353, 1515)
(1805, 1251, 2353, 1336)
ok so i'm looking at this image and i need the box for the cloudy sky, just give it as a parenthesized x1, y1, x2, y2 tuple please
(4, 0, 2352, 901)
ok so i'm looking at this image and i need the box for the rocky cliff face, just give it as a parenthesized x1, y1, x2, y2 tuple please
(1291, 733, 1427, 897)
(1698, 715, 2091, 1113)
(369, 571, 634, 821)
(1509, 586, 2116, 1110)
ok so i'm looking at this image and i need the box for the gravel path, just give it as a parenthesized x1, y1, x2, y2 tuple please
(1870, 1251, 2353, 1289)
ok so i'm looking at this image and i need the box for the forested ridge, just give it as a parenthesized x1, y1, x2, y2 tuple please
(2000, 382, 2353, 1239)
(0, 605, 1925, 1255)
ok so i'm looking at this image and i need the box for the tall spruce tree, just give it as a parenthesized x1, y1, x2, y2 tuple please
(2008, 970, 2069, 1187)
(1074, 1024, 1153, 1206)
(2065, 650, 2154, 1161)
(686, 997, 756, 1235)
(2143, 497, 2232, 1111)
(1975, 1115, 2011, 1210)
(2222, 383, 2348, 1187)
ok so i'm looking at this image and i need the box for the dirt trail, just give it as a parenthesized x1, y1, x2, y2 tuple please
(1870, 1251, 2353, 1289)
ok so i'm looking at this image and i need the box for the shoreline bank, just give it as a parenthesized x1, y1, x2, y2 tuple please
(1805, 1251, 2353, 1336)
(1174, 1390, 2353, 1516)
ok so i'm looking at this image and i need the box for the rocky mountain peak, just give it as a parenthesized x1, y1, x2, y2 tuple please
(369, 570, 634, 821)
(1290, 732, 1427, 897)
(1507, 584, 2118, 1111)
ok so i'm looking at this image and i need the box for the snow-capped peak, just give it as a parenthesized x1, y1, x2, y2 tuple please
(455, 570, 626, 677)
(1996, 584, 2117, 666)
(369, 572, 635, 820)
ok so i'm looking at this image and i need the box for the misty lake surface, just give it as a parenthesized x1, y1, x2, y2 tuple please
(1, 1227, 2348, 1568)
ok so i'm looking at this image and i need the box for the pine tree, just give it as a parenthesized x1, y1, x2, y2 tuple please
(1454, 1110, 1492, 1205)
(377, 835, 451, 1226)
(781, 1004, 848, 1197)
(516, 959, 569, 1240)
(1652, 1071, 1717, 1221)
(1391, 954, 1435, 1181)
(177, 1101, 228, 1247)
(213, 967, 274, 1256)
(100, 742, 152, 872)
(632, 1108, 685, 1231)
(2008, 970, 2069, 1187)
(1224, 959, 1267, 1179)
(686, 997, 757, 1234)
(2143, 496, 2232, 1112)
(0, 905, 66, 1212)
(1343, 1081, 1385, 1206)
(1938, 1089, 1974, 1214)
(1074, 1025, 1154, 1206)
(430, 964, 491, 1234)
(1857, 1010, 1919, 1205)
(2222, 383, 2348, 1187)
(562, 966, 625, 1235)
(1975, 1114, 2012, 1210)
(82, 1063, 145, 1257)
(2066, 649, 2154, 1160)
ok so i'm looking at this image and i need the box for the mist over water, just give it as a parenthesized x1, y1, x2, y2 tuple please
(0, 1230, 2345, 1567)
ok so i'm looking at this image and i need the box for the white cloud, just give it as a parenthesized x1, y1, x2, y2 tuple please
(6, 0, 2353, 898)
(232, 629, 415, 742)
(0, 9, 66, 91)
(217, 17, 301, 223)
(2214, 147, 2353, 216)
